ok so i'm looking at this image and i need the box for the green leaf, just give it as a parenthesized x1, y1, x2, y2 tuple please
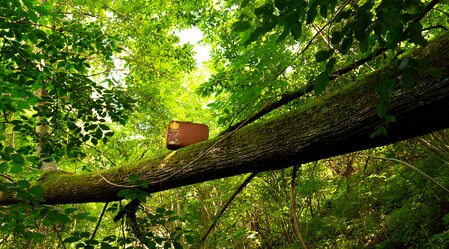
(315, 50, 333, 62)
(314, 71, 329, 94)
(244, 28, 261, 46)
(376, 102, 388, 118)
(386, 26, 403, 48)
(0, 162, 8, 173)
(371, 126, 388, 138)
(233, 21, 251, 32)
(340, 34, 353, 54)
(28, 186, 45, 198)
(17, 101, 30, 110)
(306, 2, 318, 24)
(291, 20, 302, 41)
(33, 232, 45, 243)
(17, 180, 30, 189)
(185, 234, 195, 244)
(376, 79, 396, 103)
(11, 154, 25, 164)
(331, 31, 342, 45)
(325, 57, 336, 72)
(85, 239, 99, 245)
(173, 241, 183, 249)
(79, 232, 91, 238)
(64, 207, 78, 215)
(385, 114, 396, 123)
(241, 0, 250, 7)
(277, 16, 293, 42)
(94, 128, 103, 139)
(398, 57, 409, 70)
(260, 19, 277, 33)
(22, 0, 34, 8)
(64, 236, 81, 243)
(255, 4, 273, 16)
(408, 22, 427, 46)
(319, 3, 328, 18)
(102, 235, 117, 243)
(400, 67, 420, 88)
(383, 10, 402, 28)
(25, 231, 45, 243)
(104, 131, 115, 137)
(91, 138, 98, 145)
(359, 37, 369, 53)
(275, 0, 287, 10)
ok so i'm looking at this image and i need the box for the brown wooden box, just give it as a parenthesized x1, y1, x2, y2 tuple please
(166, 121, 209, 150)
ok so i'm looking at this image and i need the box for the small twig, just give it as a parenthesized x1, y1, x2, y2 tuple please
(423, 25, 448, 31)
(0, 174, 15, 183)
(87, 68, 127, 77)
(83, 145, 136, 188)
(91, 146, 118, 168)
(198, 171, 258, 246)
(418, 138, 449, 166)
(53, 225, 67, 249)
(91, 202, 109, 240)
(95, 163, 137, 188)
(2, 110, 10, 123)
(272, 0, 351, 81)
(289, 165, 308, 249)
(227, 102, 252, 130)
(364, 153, 449, 194)
(312, 23, 334, 49)
(295, 0, 351, 60)
(435, 8, 449, 18)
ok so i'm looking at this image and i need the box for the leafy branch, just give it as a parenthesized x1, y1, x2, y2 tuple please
(224, 0, 441, 134)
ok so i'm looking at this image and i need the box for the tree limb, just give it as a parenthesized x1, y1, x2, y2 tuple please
(1, 33, 449, 205)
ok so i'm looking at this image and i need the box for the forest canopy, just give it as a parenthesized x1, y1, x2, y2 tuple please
(1, 0, 449, 248)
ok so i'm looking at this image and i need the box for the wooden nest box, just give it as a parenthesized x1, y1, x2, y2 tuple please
(166, 121, 209, 150)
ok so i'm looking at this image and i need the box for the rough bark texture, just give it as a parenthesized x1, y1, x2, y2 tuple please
(2, 35, 449, 205)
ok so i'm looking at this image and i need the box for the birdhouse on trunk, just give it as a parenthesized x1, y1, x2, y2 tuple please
(166, 121, 209, 150)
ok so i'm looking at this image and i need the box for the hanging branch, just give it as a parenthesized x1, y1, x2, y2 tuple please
(223, 0, 440, 134)
(90, 202, 109, 240)
(199, 171, 258, 246)
(289, 165, 308, 249)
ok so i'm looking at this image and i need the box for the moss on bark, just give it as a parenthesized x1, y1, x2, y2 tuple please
(2, 34, 449, 205)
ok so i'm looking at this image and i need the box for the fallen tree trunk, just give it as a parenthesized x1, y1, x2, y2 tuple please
(2, 35, 449, 205)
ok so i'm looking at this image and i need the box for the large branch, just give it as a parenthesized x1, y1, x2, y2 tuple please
(2, 34, 449, 205)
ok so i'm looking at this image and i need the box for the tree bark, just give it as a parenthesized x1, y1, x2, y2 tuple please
(2, 34, 449, 205)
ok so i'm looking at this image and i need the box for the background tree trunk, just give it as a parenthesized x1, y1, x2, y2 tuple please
(1, 34, 449, 205)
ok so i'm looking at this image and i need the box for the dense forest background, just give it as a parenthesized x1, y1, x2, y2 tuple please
(1, 0, 449, 248)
